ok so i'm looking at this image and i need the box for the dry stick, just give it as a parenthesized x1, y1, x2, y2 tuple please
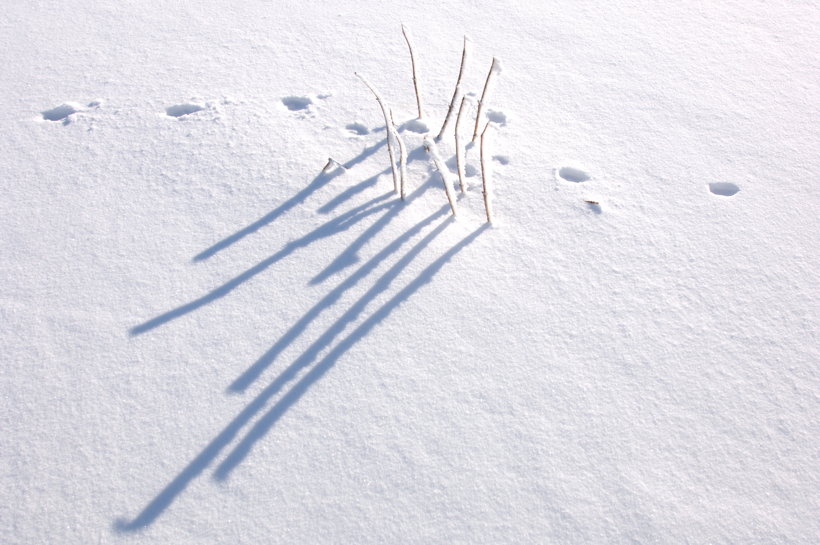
(401, 24, 424, 119)
(435, 36, 469, 141)
(454, 96, 470, 193)
(480, 122, 493, 223)
(389, 109, 408, 200)
(355, 73, 399, 194)
(322, 157, 345, 173)
(472, 57, 500, 143)
(424, 137, 458, 216)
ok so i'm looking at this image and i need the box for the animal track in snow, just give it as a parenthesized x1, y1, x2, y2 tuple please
(166, 103, 204, 117)
(584, 200, 603, 214)
(486, 109, 507, 127)
(403, 118, 430, 134)
(345, 122, 369, 136)
(557, 166, 590, 183)
(492, 155, 509, 165)
(41, 101, 101, 124)
(281, 96, 313, 111)
(445, 156, 478, 177)
(42, 104, 78, 122)
(709, 182, 740, 197)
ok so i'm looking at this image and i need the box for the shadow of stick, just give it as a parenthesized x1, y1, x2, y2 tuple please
(114, 220, 486, 532)
(194, 139, 388, 262)
(310, 174, 435, 285)
(193, 170, 340, 263)
(229, 205, 448, 393)
(129, 193, 394, 336)
(214, 221, 488, 479)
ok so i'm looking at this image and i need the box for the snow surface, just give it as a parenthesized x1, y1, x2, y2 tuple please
(2, 1, 818, 543)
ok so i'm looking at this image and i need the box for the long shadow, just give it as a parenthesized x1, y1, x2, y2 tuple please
(229, 205, 448, 393)
(114, 214, 484, 533)
(193, 138, 388, 262)
(130, 193, 394, 336)
(317, 143, 428, 215)
(214, 221, 488, 479)
(341, 138, 388, 170)
(310, 172, 436, 285)
(309, 152, 435, 285)
(317, 168, 387, 215)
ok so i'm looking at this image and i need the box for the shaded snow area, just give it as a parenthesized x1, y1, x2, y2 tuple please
(2, 1, 818, 544)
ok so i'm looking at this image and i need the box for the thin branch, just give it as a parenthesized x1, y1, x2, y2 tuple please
(454, 96, 470, 193)
(424, 137, 457, 216)
(390, 110, 408, 200)
(480, 122, 493, 223)
(322, 157, 344, 173)
(435, 36, 470, 141)
(473, 57, 500, 143)
(401, 24, 424, 119)
(355, 72, 399, 193)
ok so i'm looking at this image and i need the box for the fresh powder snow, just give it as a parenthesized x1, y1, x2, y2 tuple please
(2, 1, 818, 544)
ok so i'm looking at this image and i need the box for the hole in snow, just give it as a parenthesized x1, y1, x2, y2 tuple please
(558, 167, 590, 183)
(42, 104, 77, 121)
(493, 155, 509, 165)
(345, 122, 369, 135)
(166, 104, 204, 117)
(709, 182, 740, 197)
(445, 156, 477, 177)
(486, 109, 507, 126)
(585, 200, 603, 214)
(281, 96, 312, 111)
(403, 118, 429, 133)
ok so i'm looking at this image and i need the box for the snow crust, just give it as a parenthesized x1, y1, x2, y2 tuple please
(2, 1, 818, 544)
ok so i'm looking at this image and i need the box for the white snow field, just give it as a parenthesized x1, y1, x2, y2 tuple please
(2, 1, 818, 543)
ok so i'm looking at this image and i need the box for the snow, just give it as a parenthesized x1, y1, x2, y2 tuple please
(2, 1, 818, 544)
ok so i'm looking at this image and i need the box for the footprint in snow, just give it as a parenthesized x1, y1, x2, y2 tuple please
(557, 166, 590, 183)
(345, 122, 369, 136)
(41, 101, 101, 124)
(492, 155, 510, 165)
(281, 96, 313, 112)
(445, 155, 477, 177)
(281, 94, 331, 117)
(486, 109, 508, 127)
(403, 118, 430, 134)
(708, 182, 740, 197)
(165, 103, 205, 118)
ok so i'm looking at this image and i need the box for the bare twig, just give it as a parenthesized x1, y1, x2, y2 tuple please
(322, 157, 344, 173)
(454, 96, 470, 193)
(480, 122, 493, 223)
(473, 57, 500, 143)
(356, 72, 399, 193)
(401, 25, 424, 119)
(390, 110, 408, 200)
(435, 36, 469, 141)
(424, 137, 457, 216)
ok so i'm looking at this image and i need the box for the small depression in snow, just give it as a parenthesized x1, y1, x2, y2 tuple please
(709, 182, 740, 197)
(42, 104, 77, 121)
(282, 96, 313, 111)
(166, 104, 204, 117)
(486, 110, 507, 126)
(345, 122, 369, 135)
(403, 118, 429, 133)
(493, 155, 510, 165)
(445, 156, 478, 177)
(558, 166, 590, 183)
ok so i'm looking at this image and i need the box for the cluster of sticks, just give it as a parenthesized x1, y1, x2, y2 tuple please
(355, 26, 501, 224)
